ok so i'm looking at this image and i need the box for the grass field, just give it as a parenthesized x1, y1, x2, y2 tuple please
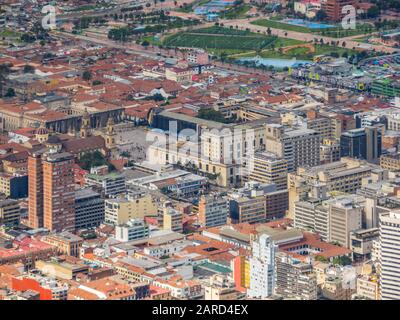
(0, 29, 22, 38)
(222, 5, 252, 19)
(252, 19, 377, 38)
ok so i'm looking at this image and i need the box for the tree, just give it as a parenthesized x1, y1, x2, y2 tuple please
(266, 27, 272, 36)
(5, 88, 15, 98)
(366, 6, 379, 18)
(82, 70, 92, 81)
(332, 255, 352, 266)
(198, 109, 227, 123)
(315, 10, 327, 21)
(23, 65, 35, 74)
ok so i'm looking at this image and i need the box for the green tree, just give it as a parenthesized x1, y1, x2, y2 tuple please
(82, 70, 92, 81)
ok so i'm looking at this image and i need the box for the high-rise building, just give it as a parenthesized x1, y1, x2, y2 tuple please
(248, 234, 277, 299)
(115, 219, 150, 242)
(198, 194, 228, 228)
(275, 252, 317, 300)
(379, 210, 400, 300)
(248, 151, 288, 190)
(28, 151, 75, 232)
(74, 188, 105, 230)
(265, 124, 320, 172)
(340, 126, 382, 163)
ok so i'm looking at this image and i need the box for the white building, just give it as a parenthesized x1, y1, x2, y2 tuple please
(379, 210, 400, 300)
(115, 219, 150, 242)
(248, 234, 277, 299)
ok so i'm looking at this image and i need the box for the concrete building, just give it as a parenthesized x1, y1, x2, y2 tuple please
(248, 234, 277, 299)
(379, 210, 400, 300)
(204, 274, 243, 300)
(85, 172, 126, 197)
(104, 195, 156, 225)
(163, 207, 183, 233)
(350, 228, 379, 262)
(115, 219, 150, 242)
(248, 151, 288, 190)
(275, 252, 317, 300)
(74, 189, 105, 230)
(198, 194, 228, 228)
(0, 199, 20, 226)
(265, 124, 320, 172)
(356, 275, 379, 300)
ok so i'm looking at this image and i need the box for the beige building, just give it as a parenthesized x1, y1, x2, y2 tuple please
(42, 232, 83, 258)
(35, 258, 89, 280)
(288, 158, 385, 218)
(163, 207, 183, 233)
(165, 67, 192, 83)
(356, 275, 379, 300)
(204, 275, 243, 300)
(248, 151, 288, 190)
(104, 195, 157, 225)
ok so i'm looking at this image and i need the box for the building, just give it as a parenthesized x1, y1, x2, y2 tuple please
(275, 252, 317, 300)
(265, 124, 320, 172)
(85, 172, 126, 197)
(115, 219, 150, 242)
(322, 0, 356, 21)
(28, 151, 75, 232)
(198, 194, 228, 228)
(248, 234, 277, 299)
(379, 210, 400, 300)
(0, 199, 20, 226)
(350, 228, 379, 262)
(204, 274, 243, 300)
(104, 195, 156, 225)
(340, 127, 382, 163)
(35, 258, 89, 280)
(42, 232, 83, 258)
(163, 207, 183, 233)
(249, 152, 288, 190)
(232, 255, 250, 292)
(0, 173, 28, 199)
(74, 188, 105, 230)
(320, 139, 341, 165)
(229, 195, 267, 224)
(356, 275, 379, 300)
(380, 153, 400, 172)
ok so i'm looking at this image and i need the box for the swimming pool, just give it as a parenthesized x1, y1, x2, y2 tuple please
(284, 18, 334, 29)
(238, 57, 312, 69)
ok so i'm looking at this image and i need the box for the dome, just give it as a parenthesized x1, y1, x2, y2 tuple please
(46, 135, 61, 144)
(35, 126, 49, 135)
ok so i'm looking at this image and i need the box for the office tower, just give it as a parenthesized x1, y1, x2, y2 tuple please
(340, 126, 382, 163)
(74, 188, 105, 230)
(248, 234, 277, 299)
(265, 124, 320, 172)
(249, 151, 288, 190)
(328, 197, 363, 248)
(28, 151, 75, 232)
(379, 210, 400, 300)
(198, 194, 228, 228)
(275, 252, 317, 300)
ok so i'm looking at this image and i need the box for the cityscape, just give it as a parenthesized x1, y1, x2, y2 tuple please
(0, 0, 400, 303)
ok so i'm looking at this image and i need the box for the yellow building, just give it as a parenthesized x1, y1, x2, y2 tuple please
(105, 195, 157, 225)
(0, 199, 20, 226)
(163, 207, 183, 233)
(165, 67, 192, 83)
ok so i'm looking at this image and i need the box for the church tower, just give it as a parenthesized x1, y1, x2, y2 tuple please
(80, 109, 91, 138)
(104, 116, 116, 150)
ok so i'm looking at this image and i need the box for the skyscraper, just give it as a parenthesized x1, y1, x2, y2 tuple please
(379, 210, 400, 300)
(28, 150, 75, 232)
(248, 234, 277, 299)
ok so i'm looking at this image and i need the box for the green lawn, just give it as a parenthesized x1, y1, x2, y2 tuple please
(252, 19, 377, 38)
(252, 19, 314, 33)
(0, 29, 22, 38)
(221, 5, 252, 19)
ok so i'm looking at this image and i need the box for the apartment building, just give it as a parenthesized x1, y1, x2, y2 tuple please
(163, 207, 183, 233)
(248, 234, 277, 299)
(198, 194, 228, 228)
(42, 232, 83, 258)
(275, 252, 318, 300)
